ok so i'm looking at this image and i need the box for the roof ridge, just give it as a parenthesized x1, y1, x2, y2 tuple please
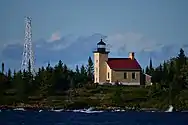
(108, 57, 130, 59)
(106, 57, 141, 70)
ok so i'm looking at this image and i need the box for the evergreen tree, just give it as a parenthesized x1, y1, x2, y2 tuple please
(178, 48, 186, 66)
(168, 61, 175, 85)
(39, 69, 52, 97)
(74, 65, 81, 87)
(175, 48, 187, 89)
(58, 60, 63, 69)
(176, 48, 186, 73)
(180, 64, 188, 88)
(149, 58, 153, 75)
(145, 66, 149, 74)
(80, 65, 87, 85)
(159, 64, 163, 80)
(149, 58, 153, 70)
(46, 62, 51, 72)
(162, 61, 168, 84)
(12, 71, 26, 101)
(80, 65, 87, 75)
(7, 68, 12, 82)
(76, 65, 80, 74)
(1, 62, 4, 74)
(63, 64, 68, 73)
(87, 56, 94, 81)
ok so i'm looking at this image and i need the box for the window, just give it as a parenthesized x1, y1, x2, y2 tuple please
(96, 77, 97, 82)
(108, 72, 110, 79)
(124, 72, 127, 79)
(96, 60, 98, 63)
(132, 72, 136, 79)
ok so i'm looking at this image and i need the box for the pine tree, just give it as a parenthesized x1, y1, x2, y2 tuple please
(76, 65, 80, 74)
(80, 65, 87, 85)
(58, 60, 63, 67)
(80, 65, 87, 75)
(46, 62, 51, 72)
(162, 61, 168, 84)
(158, 64, 163, 83)
(180, 64, 188, 88)
(7, 68, 12, 81)
(12, 71, 26, 101)
(178, 48, 186, 64)
(177, 48, 186, 71)
(149, 58, 153, 70)
(1, 62, 4, 74)
(175, 48, 187, 89)
(145, 66, 149, 74)
(168, 61, 175, 85)
(87, 56, 94, 81)
(149, 58, 153, 75)
(63, 64, 68, 73)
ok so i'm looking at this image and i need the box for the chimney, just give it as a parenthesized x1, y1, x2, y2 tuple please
(129, 52, 135, 60)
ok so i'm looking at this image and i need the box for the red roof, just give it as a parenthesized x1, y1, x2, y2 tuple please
(107, 58, 141, 70)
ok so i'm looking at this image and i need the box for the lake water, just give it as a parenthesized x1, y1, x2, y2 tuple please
(0, 110, 188, 125)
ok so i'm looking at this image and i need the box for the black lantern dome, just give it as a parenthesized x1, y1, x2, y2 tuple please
(97, 39, 106, 46)
(93, 39, 109, 54)
(97, 39, 106, 52)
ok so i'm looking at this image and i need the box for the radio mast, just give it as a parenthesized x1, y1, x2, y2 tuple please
(21, 17, 35, 73)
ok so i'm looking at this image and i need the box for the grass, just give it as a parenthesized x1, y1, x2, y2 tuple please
(1, 85, 188, 110)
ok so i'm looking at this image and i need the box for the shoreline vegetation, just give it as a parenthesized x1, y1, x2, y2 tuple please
(0, 49, 188, 111)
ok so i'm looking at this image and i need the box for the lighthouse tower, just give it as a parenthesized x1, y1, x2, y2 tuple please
(93, 39, 109, 84)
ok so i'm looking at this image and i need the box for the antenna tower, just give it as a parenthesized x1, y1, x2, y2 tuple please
(21, 17, 35, 73)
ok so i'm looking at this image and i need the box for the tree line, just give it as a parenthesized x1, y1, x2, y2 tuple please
(145, 48, 187, 88)
(0, 57, 94, 104)
(0, 48, 188, 107)
(144, 48, 188, 105)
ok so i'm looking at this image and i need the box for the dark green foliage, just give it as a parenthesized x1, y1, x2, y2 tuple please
(0, 57, 94, 105)
(1, 62, 4, 73)
(87, 56, 94, 82)
(146, 48, 188, 108)
(0, 48, 188, 110)
(111, 88, 123, 106)
(7, 69, 11, 81)
(145, 66, 149, 74)
(149, 58, 154, 75)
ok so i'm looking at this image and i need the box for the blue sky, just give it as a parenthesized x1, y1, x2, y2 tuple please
(0, 0, 188, 71)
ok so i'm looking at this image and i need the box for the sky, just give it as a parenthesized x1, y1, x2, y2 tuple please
(0, 0, 188, 71)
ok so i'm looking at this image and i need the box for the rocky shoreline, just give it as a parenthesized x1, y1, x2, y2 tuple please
(0, 103, 162, 112)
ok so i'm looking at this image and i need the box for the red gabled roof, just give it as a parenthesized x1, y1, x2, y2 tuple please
(107, 58, 141, 70)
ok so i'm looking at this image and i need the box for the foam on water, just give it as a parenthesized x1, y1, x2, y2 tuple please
(165, 105, 174, 112)
(72, 107, 104, 113)
(0, 109, 187, 125)
(51, 109, 64, 112)
(13, 108, 25, 111)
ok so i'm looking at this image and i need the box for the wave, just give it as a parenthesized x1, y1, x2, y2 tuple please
(13, 108, 25, 111)
(71, 107, 103, 113)
(0, 106, 187, 113)
(50, 109, 64, 112)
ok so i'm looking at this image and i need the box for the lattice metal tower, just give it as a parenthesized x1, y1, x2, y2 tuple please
(21, 17, 35, 73)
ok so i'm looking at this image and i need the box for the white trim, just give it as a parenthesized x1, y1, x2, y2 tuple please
(121, 82, 140, 85)
(96, 82, 140, 86)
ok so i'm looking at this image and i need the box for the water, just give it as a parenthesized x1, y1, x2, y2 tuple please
(0, 110, 188, 125)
